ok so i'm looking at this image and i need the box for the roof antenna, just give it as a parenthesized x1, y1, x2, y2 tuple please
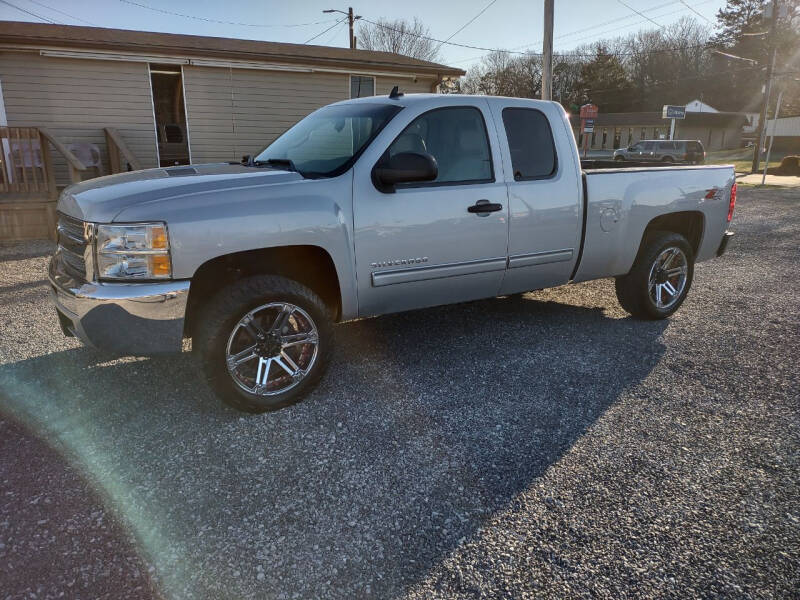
(389, 85, 404, 99)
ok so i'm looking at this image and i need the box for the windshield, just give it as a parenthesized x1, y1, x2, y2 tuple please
(254, 103, 402, 178)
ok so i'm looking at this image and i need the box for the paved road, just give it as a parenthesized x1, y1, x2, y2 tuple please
(1, 187, 798, 599)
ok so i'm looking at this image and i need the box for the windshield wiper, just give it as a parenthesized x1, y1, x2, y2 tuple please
(253, 158, 298, 173)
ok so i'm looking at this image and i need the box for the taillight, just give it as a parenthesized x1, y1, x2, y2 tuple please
(727, 182, 737, 222)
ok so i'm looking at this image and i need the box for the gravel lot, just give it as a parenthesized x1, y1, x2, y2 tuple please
(1, 186, 798, 599)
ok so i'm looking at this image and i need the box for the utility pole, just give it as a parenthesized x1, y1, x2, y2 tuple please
(542, 0, 554, 100)
(761, 85, 783, 184)
(323, 7, 360, 49)
(751, 0, 779, 174)
(348, 7, 355, 49)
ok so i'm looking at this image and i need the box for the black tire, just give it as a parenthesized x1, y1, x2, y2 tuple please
(614, 155, 624, 162)
(193, 274, 333, 413)
(615, 231, 694, 320)
(661, 156, 674, 163)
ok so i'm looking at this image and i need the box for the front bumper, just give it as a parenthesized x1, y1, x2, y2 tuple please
(48, 251, 190, 355)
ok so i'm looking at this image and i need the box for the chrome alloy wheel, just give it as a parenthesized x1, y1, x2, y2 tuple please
(648, 247, 688, 309)
(225, 302, 319, 396)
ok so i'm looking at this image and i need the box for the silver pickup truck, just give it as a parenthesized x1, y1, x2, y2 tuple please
(49, 93, 736, 412)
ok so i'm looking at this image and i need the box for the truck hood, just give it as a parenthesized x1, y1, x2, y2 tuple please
(58, 163, 303, 223)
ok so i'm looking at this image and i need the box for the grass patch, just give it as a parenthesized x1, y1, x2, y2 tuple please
(706, 149, 786, 174)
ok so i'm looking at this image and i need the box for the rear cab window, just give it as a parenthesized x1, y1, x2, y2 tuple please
(501, 107, 557, 181)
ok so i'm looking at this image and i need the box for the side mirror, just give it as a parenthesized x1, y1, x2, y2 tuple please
(373, 152, 438, 192)
(628, 146, 636, 151)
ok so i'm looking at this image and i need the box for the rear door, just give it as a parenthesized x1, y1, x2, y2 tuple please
(642, 141, 656, 161)
(488, 100, 583, 294)
(352, 98, 510, 317)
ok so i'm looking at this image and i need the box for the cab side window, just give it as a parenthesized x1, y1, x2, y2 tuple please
(501, 107, 557, 180)
(387, 107, 493, 185)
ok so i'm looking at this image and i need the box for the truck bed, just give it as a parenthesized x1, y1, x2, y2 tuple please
(571, 164, 736, 283)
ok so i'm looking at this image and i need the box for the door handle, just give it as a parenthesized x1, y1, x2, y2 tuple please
(468, 199, 503, 215)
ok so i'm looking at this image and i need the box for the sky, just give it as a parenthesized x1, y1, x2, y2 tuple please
(0, 0, 729, 70)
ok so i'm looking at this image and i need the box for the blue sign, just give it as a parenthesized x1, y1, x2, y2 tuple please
(662, 105, 686, 119)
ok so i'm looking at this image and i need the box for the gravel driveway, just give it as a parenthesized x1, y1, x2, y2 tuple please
(1, 186, 798, 599)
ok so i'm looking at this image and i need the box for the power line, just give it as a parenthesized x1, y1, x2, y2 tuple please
(305, 17, 348, 44)
(436, 0, 497, 52)
(615, 0, 665, 30)
(323, 20, 348, 46)
(677, 0, 715, 25)
(0, 0, 58, 23)
(24, 0, 98, 26)
(117, 0, 338, 28)
(555, 0, 716, 48)
(407, 0, 718, 66)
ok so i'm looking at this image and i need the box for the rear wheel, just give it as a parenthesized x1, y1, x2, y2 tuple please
(661, 156, 674, 164)
(615, 232, 694, 320)
(614, 155, 625, 162)
(194, 275, 333, 412)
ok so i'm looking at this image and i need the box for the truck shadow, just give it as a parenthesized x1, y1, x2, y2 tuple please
(0, 291, 668, 599)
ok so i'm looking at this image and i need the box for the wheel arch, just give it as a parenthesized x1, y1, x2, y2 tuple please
(184, 245, 342, 337)
(639, 211, 704, 258)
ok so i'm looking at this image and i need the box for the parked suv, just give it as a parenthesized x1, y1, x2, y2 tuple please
(614, 140, 705, 164)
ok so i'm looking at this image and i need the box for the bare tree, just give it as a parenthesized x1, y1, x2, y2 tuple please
(357, 17, 440, 62)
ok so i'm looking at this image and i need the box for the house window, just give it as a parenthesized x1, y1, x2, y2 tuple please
(350, 75, 375, 98)
(613, 127, 621, 149)
(601, 128, 608, 149)
(641, 127, 647, 140)
(627, 128, 633, 145)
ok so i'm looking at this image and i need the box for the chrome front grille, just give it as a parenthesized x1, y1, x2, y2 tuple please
(57, 213, 91, 280)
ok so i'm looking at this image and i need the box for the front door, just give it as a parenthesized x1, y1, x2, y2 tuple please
(353, 100, 509, 317)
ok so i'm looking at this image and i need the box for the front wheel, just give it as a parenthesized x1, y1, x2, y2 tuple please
(615, 232, 694, 320)
(614, 155, 624, 162)
(194, 275, 333, 412)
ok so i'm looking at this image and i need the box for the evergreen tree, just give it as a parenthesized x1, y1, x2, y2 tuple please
(578, 45, 633, 113)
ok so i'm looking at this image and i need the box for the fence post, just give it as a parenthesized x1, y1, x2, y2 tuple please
(39, 130, 57, 200)
(105, 128, 121, 174)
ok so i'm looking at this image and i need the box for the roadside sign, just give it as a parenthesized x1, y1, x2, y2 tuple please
(662, 105, 686, 119)
(579, 104, 599, 158)
(662, 105, 686, 140)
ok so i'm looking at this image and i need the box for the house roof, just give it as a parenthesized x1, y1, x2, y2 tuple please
(0, 21, 465, 78)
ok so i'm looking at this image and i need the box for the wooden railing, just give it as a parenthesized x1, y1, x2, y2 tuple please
(105, 127, 142, 174)
(1, 127, 53, 199)
(0, 127, 93, 200)
(39, 128, 88, 189)
(1, 126, 142, 241)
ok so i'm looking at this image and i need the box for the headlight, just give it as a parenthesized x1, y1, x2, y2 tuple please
(95, 223, 171, 280)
